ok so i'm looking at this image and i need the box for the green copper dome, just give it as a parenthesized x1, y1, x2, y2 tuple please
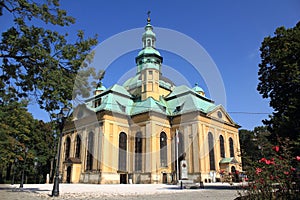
(138, 47, 161, 57)
(193, 84, 204, 93)
(96, 85, 106, 91)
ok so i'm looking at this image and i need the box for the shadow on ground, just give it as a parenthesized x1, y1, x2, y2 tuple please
(0, 186, 50, 193)
(161, 183, 240, 191)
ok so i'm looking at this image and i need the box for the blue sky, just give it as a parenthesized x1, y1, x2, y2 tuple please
(6, 0, 300, 130)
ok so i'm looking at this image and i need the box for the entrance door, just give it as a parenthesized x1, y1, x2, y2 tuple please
(231, 166, 238, 182)
(162, 173, 167, 184)
(66, 166, 71, 183)
(120, 174, 127, 184)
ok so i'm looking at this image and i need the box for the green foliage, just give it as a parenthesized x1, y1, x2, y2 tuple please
(0, 0, 98, 112)
(0, 0, 99, 183)
(257, 21, 300, 155)
(239, 126, 300, 199)
(239, 126, 271, 169)
(238, 143, 299, 199)
(0, 101, 56, 183)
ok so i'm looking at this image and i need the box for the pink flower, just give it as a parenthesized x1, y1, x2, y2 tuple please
(259, 158, 266, 163)
(290, 167, 296, 171)
(272, 146, 280, 152)
(296, 156, 300, 161)
(260, 157, 275, 165)
(265, 159, 275, 165)
(256, 168, 263, 175)
(284, 171, 289, 175)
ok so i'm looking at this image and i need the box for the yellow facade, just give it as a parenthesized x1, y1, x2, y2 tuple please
(60, 108, 241, 184)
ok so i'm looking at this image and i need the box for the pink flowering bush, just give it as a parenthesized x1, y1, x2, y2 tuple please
(239, 144, 300, 199)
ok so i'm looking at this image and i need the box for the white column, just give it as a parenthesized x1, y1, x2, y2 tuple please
(192, 124, 199, 172)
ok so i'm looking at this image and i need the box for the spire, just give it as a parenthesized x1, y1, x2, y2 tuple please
(142, 11, 156, 49)
(135, 12, 163, 74)
(94, 70, 106, 95)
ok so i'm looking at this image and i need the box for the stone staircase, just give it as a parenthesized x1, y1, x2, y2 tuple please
(178, 180, 204, 189)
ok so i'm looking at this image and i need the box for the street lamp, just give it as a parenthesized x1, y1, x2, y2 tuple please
(34, 157, 39, 183)
(52, 106, 70, 197)
(20, 147, 29, 188)
(11, 158, 18, 185)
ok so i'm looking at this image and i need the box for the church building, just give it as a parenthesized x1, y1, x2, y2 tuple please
(60, 15, 242, 184)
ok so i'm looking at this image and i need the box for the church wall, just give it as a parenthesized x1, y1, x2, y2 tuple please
(195, 115, 241, 182)
(61, 109, 240, 184)
(71, 164, 81, 183)
(158, 86, 172, 97)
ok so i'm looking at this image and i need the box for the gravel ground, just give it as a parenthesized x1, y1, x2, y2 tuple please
(0, 183, 242, 200)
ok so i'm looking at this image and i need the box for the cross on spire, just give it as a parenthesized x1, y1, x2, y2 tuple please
(147, 11, 151, 18)
(147, 11, 151, 23)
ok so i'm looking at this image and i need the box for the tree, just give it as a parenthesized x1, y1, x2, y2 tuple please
(257, 21, 300, 155)
(29, 120, 56, 183)
(0, 100, 56, 183)
(239, 126, 271, 169)
(0, 0, 98, 113)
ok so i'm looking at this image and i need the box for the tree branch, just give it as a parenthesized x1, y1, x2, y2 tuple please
(0, 54, 31, 60)
(0, 1, 16, 14)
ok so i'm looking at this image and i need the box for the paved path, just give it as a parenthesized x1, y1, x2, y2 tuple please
(0, 183, 243, 200)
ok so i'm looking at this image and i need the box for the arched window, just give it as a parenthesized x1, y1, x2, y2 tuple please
(75, 134, 81, 158)
(86, 132, 94, 171)
(229, 137, 234, 157)
(147, 39, 151, 47)
(178, 132, 184, 159)
(160, 132, 167, 167)
(135, 132, 142, 171)
(65, 137, 71, 160)
(208, 132, 215, 170)
(118, 132, 127, 171)
(219, 135, 225, 158)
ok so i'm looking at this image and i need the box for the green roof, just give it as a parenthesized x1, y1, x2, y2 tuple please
(165, 85, 215, 114)
(106, 84, 132, 98)
(192, 85, 204, 93)
(219, 157, 238, 164)
(123, 75, 141, 89)
(130, 97, 167, 115)
(83, 83, 240, 128)
(138, 47, 161, 57)
(95, 85, 106, 91)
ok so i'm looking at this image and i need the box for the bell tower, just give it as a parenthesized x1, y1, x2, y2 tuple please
(135, 12, 163, 101)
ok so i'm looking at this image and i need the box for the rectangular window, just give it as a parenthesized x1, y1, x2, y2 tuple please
(94, 98, 101, 108)
(148, 70, 153, 79)
(148, 83, 153, 91)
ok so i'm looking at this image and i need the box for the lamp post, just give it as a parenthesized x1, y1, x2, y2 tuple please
(52, 106, 70, 197)
(34, 157, 38, 183)
(11, 158, 18, 185)
(20, 147, 29, 188)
